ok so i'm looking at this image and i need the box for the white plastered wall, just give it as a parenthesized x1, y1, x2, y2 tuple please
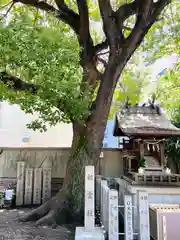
(0, 101, 73, 148)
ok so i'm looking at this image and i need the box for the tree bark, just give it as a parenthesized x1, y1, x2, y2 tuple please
(20, 120, 103, 226)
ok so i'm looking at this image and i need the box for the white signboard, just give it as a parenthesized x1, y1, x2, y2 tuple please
(42, 168, 51, 203)
(33, 168, 42, 205)
(16, 161, 25, 206)
(85, 165, 95, 231)
(108, 189, 119, 240)
(138, 191, 150, 240)
(124, 194, 133, 240)
(24, 168, 33, 205)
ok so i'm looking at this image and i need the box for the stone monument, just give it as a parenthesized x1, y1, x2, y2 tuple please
(16, 161, 25, 206)
(42, 168, 51, 203)
(108, 189, 119, 240)
(124, 194, 133, 240)
(24, 168, 33, 205)
(33, 168, 42, 205)
(75, 165, 104, 240)
(138, 191, 150, 240)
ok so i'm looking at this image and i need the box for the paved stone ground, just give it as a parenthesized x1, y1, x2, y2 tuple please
(0, 208, 74, 240)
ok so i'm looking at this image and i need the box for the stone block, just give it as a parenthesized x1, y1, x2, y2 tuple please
(75, 227, 104, 240)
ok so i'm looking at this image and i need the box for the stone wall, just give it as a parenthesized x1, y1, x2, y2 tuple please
(0, 148, 123, 195)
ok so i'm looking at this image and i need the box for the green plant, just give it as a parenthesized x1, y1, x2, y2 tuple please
(139, 158, 146, 168)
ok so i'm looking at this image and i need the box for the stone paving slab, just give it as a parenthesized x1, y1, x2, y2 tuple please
(0, 209, 73, 240)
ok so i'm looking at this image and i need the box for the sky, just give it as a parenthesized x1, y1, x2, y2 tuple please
(148, 54, 178, 80)
(143, 54, 179, 102)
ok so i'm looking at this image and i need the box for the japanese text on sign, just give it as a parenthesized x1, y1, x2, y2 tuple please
(124, 195, 133, 240)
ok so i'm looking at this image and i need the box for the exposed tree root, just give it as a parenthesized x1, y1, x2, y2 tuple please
(19, 134, 91, 227)
(19, 193, 71, 226)
(35, 210, 55, 226)
(19, 197, 54, 222)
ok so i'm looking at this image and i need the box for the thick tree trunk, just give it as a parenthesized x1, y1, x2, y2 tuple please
(20, 52, 127, 228)
(20, 121, 104, 226)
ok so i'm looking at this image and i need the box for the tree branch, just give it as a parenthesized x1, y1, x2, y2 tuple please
(4, 1, 15, 17)
(127, 0, 171, 49)
(76, 0, 93, 61)
(116, 0, 140, 23)
(116, 0, 170, 28)
(94, 39, 108, 54)
(97, 57, 107, 68)
(98, 0, 123, 51)
(96, 50, 109, 57)
(98, 0, 113, 38)
(123, 25, 133, 31)
(94, 1, 140, 54)
(76, 0, 90, 42)
(151, 0, 171, 21)
(75, 0, 101, 89)
(0, 71, 69, 115)
(0, 71, 39, 93)
(14, 0, 80, 35)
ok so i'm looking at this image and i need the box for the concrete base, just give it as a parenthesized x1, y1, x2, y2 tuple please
(75, 227, 105, 240)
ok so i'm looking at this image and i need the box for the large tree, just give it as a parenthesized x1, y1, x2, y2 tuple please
(0, 0, 172, 225)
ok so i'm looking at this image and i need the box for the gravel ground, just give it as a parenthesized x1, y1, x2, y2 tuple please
(0, 208, 74, 240)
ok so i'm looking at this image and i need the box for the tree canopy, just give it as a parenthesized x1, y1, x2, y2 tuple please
(0, 0, 174, 130)
(0, 8, 92, 131)
(109, 0, 180, 118)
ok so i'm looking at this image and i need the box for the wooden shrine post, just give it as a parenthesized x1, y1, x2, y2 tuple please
(140, 140, 144, 160)
(160, 141, 165, 167)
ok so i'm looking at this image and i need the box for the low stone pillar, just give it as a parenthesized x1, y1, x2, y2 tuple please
(16, 161, 25, 206)
(42, 168, 51, 203)
(124, 194, 133, 240)
(85, 165, 95, 231)
(108, 189, 119, 240)
(75, 166, 104, 240)
(138, 191, 150, 240)
(24, 168, 33, 205)
(100, 180, 108, 225)
(33, 168, 42, 205)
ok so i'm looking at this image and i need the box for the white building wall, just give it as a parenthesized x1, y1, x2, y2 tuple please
(0, 101, 73, 148)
